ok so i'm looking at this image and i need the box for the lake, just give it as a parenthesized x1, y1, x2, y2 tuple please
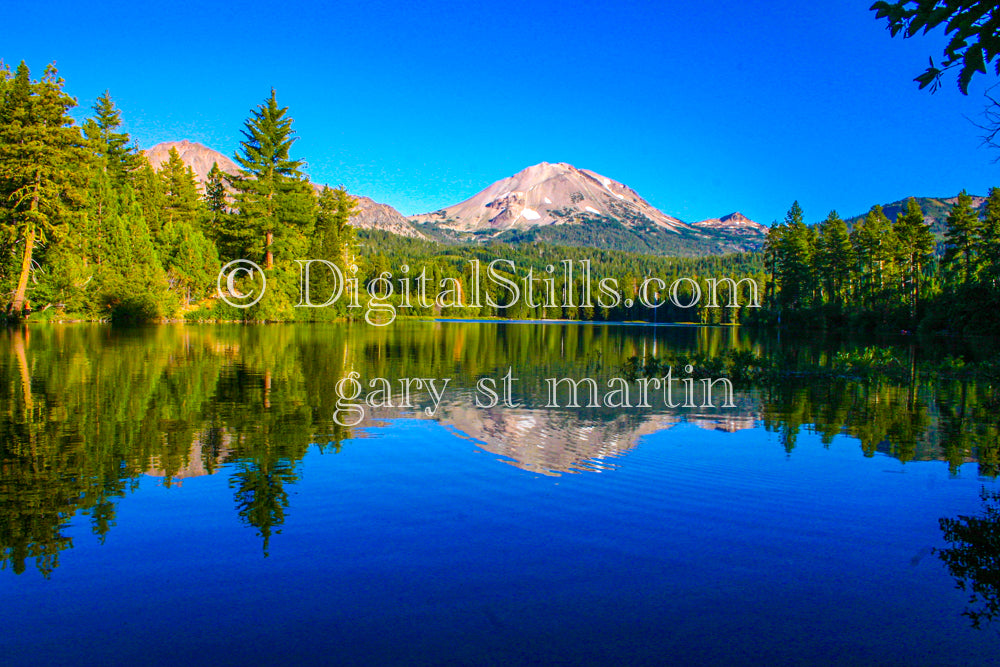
(1, 322, 999, 665)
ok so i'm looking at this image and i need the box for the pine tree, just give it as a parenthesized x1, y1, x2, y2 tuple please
(943, 190, 981, 284)
(135, 159, 164, 243)
(204, 162, 228, 220)
(153, 148, 213, 306)
(306, 186, 357, 314)
(776, 201, 816, 311)
(82, 91, 140, 184)
(158, 147, 202, 238)
(229, 89, 314, 267)
(202, 161, 240, 260)
(763, 221, 784, 307)
(893, 197, 934, 320)
(97, 184, 173, 321)
(0, 62, 85, 316)
(851, 205, 898, 309)
(982, 187, 1000, 290)
(816, 210, 852, 308)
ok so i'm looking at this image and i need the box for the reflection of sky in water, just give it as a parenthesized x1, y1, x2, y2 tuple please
(4, 417, 1000, 665)
(3, 323, 1000, 665)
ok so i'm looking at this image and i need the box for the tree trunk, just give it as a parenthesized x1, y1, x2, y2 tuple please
(11, 175, 41, 316)
(265, 230, 273, 269)
(11, 223, 36, 316)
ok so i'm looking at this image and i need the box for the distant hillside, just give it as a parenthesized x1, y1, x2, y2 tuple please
(843, 195, 987, 237)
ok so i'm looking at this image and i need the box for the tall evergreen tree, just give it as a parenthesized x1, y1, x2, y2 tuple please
(982, 187, 1000, 290)
(943, 190, 981, 284)
(202, 161, 238, 260)
(816, 210, 853, 308)
(893, 197, 934, 320)
(82, 91, 140, 184)
(763, 221, 784, 307)
(851, 205, 898, 309)
(229, 90, 314, 268)
(0, 62, 85, 316)
(135, 159, 164, 241)
(776, 201, 816, 310)
(154, 148, 214, 306)
(306, 186, 357, 313)
(158, 147, 201, 236)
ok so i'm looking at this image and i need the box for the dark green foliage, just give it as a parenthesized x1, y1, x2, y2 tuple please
(894, 198, 935, 319)
(203, 162, 230, 251)
(0, 62, 86, 316)
(775, 201, 817, 311)
(83, 91, 141, 184)
(872, 0, 1000, 94)
(982, 187, 1000, 288)
(495, 215, 758, 257)
(228, 89, 314, 269)
(944, 189, 982, 283)
(757, 191, 1000, 335)
(843, 195, 987, 239)
(816, 211, 853, 309)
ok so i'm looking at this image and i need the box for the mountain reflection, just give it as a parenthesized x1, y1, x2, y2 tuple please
(1, 323, 998, 575)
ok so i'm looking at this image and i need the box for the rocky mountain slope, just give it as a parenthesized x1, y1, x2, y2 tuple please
(143, 140, 424, 239)
(350, 195, 426, 239)
(143, 140, 239, 184)
(143, 143, 763, 254)
(411, 162, 767, 256)
(693, 211, 767, 234)
(410, 161, 688, 232)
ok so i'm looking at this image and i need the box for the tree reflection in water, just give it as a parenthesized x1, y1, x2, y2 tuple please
(2, 323, 999, 576)
(939, 488, 1000, 629)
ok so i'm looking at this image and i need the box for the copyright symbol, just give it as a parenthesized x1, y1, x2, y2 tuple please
(217, 259, 266, 308)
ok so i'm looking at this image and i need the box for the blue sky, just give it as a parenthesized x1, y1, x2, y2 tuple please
(5, 0, 997, 224)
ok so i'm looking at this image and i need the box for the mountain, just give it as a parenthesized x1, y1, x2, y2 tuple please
(410, 162, 766, 256)
(142, 140, 423, 238)
(843, 194, 987, 237)
(410, 162, 687, 232)
(692, 212, 768, 239)
(350, 196, 426, 239)
(143, 140, 239, 185)
(142, 146, 761, 254)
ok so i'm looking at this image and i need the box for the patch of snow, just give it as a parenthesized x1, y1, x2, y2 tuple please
(522, 208, 541, 221)
(585, 206, 600, 215)
(543, 197, 552, 204)
(601, 178, 611, 188)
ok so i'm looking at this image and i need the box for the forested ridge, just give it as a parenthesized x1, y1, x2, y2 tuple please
(760, 195, 1000, 335)
(1, 60, 998, 334)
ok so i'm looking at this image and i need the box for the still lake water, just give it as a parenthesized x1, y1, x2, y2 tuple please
(1, 322, 999, 665)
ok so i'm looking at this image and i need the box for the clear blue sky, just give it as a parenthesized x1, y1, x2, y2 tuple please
(5, 0, 997, 224)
